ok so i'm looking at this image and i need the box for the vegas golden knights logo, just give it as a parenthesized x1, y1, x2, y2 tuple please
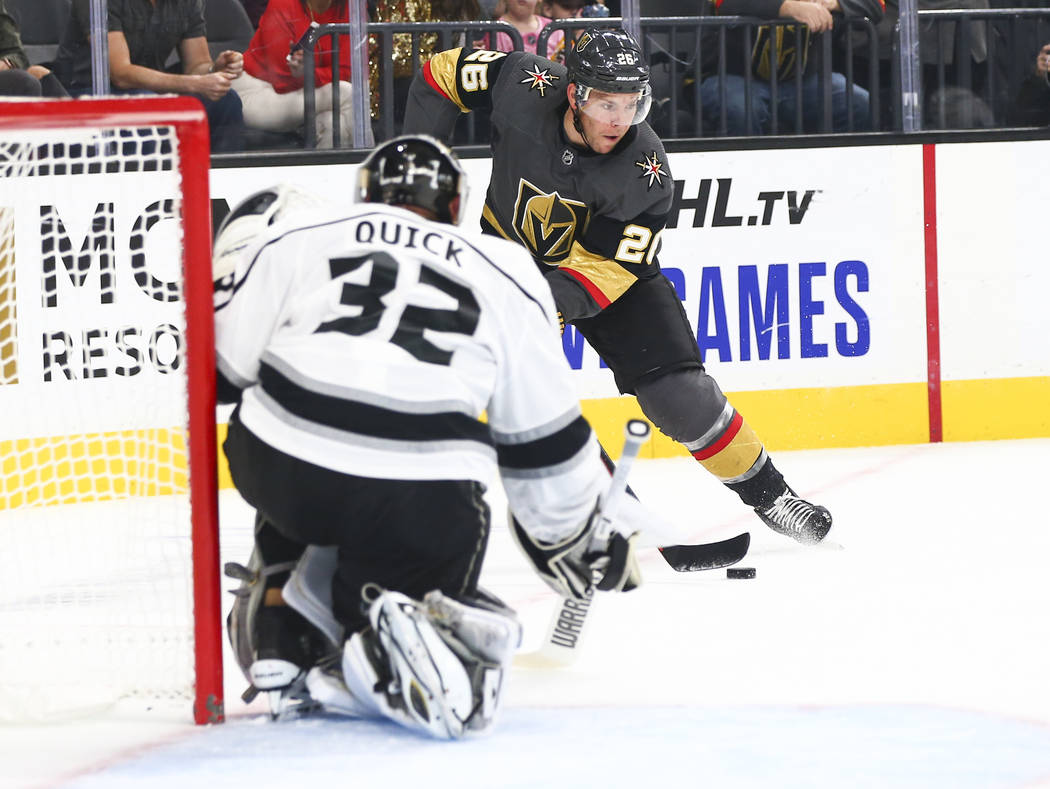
(512, 180, 588, 264)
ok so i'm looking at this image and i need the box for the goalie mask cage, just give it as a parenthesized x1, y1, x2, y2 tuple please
(0, 97, 223, 725)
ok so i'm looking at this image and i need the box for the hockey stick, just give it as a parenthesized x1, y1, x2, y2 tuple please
(593, 419, 650, 542)
(515, 423, 750, 668)
(515, 419, 650, 668)
(658, 531, 750, 571)
(596, 444, 751, 573)
(517, 538, 750, 668)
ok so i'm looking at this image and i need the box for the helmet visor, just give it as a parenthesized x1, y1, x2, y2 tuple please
(575, 84, 653, 126)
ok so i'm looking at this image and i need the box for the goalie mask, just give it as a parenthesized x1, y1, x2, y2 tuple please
(566, 27, 652, 127)
(357, 135, 468, 225)
(212, 184, 321, 281)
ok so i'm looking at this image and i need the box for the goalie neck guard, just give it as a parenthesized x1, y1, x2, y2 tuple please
(357, 135, 468, 225)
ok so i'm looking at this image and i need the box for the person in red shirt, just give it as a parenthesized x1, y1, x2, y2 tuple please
(233, 0, 354, 147)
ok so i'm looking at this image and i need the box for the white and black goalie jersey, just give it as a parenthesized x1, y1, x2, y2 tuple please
(214, 201, 605, 543)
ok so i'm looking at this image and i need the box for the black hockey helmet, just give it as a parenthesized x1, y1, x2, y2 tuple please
(357, 134, 468, 225)
(565, 27, 652, 124)
(566, 27, 650, 93)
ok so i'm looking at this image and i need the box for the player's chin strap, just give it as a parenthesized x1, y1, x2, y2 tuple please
(569, 85, 599, 154)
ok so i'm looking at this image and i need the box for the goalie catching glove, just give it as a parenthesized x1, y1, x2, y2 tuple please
(508, 501, 642, 601)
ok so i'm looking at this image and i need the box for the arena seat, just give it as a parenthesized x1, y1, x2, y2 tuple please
(6, 0, 71, 66)
(203, 0, 255, 61)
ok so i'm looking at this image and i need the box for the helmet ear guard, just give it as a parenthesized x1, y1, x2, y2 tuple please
(357, 134, 469, 225)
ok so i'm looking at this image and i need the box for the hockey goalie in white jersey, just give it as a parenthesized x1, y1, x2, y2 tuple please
(215, 135, 646, 739)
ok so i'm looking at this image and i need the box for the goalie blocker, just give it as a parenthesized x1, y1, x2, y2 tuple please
(509, 420, 649, 602)
(508, 500, 642, 601)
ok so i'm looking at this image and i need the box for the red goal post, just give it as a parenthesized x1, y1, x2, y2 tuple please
(0, 96, 223, 724)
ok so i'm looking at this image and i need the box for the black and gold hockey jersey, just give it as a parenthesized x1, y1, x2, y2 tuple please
(404, 48, 675, 323)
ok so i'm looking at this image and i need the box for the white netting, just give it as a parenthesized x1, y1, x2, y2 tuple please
(0, 124, 196, 720)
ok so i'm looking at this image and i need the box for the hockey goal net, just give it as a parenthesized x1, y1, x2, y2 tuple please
(0, 97, 222, 724)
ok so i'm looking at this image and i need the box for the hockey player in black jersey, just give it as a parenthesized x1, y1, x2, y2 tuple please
(404, 27, 833, 545)
(215, 136, 647, 738)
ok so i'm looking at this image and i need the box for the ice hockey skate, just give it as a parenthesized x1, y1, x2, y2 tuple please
(755, 487, 832, 544)
(248, 605, 330, 719)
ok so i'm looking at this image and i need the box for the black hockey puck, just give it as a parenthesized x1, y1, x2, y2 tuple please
(727, 567, 756, 579)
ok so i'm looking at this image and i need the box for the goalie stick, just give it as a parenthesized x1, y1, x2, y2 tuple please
(514, 420, 649, 668)
(516, 421, 750, 668)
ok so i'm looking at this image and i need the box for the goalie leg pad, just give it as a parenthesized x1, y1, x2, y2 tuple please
(303, 664, 374, 718)
(340, 588, 517, 739)
(422, 589, 520, 733)
(341, 632, 394, 720)
(340, 591, 473, 739)
(422, 589, 522, 667)
(374, 590, 474, 739)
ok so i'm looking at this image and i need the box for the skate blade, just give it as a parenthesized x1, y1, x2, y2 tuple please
(266, 674, 322, 721)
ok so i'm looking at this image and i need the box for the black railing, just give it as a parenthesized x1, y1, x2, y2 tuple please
(304, 21, 523, 148)
(539, 16, 878, 136)
(915, 8, 1050, 130)
(290, 8, 1050, 150)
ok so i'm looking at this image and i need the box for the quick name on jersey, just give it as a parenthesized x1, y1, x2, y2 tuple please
(352, 212, 466, 265)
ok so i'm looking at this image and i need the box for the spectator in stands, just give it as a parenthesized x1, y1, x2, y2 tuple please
(485, 0, 563, 57)
(240, 0, 269, 28)
(53, 0, 245, 152)
(927, 85, 993, 128)
(233, 0, 353, 148)
(699, 0, 881, 135)
(479, 0, 502, 19)
(915, 0, 995, 129)
(847, 0, 994, 130)
(580, 1, 610, 17)
(540, 0, 585, 62)
(541, 0, 585, 24)
(368, 0, 481, 135)
(0, 0, 67, 96)
(1009, 42, 1050, 126)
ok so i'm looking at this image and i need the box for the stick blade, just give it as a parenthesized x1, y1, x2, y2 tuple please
(658, 532, 750, 572)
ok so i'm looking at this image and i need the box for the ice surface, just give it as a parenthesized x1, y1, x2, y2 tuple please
(5, 440, 1050, 789)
